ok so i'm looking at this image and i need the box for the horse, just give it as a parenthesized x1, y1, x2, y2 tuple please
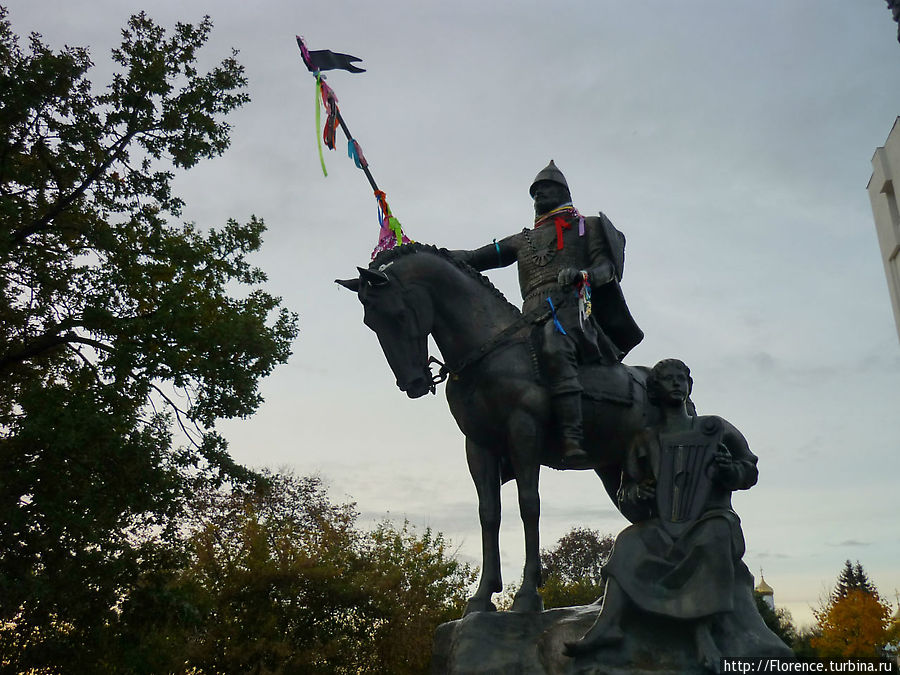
(336, 243, 667, 615)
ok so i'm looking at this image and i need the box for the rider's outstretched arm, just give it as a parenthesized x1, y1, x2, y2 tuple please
(450, 233, 520, 272)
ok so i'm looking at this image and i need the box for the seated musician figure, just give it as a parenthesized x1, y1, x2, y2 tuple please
(564, 358, 758, 671)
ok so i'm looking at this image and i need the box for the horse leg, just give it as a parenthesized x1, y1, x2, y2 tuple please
(508, 411, 544, 613)
(463, 437, 502, 615)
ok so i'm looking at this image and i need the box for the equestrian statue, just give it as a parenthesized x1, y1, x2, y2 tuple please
(337, 161, 681, 614)
(336, 161, 793, 672)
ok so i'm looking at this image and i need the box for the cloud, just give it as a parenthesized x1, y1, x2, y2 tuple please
(827, 540, 872, 548)
(749, 351, 776, 373)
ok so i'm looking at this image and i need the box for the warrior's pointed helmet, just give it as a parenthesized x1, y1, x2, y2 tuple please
(529, 160, 570, 197)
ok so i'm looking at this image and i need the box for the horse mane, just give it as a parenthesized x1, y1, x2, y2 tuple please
(370, 243, 521, 319)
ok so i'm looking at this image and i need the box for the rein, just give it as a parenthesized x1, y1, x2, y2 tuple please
(428, 306, 551, 386)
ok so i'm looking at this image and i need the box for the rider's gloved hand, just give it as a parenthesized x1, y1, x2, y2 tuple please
(557, 267, 583, 287)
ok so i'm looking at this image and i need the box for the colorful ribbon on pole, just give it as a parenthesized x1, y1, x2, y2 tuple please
(372, 190, 411, 258)
(296, 36, 412, 258)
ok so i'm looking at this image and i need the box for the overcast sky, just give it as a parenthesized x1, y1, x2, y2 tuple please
(7, 0, 900, 627)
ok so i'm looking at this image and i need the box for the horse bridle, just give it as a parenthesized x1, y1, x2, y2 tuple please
(427, 306, 552, 387)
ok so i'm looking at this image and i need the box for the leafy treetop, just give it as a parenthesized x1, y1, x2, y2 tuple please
(506, 527, 615, 610)
(0, 8, 296, 435)
(813, 589, 897, 658)
(117, 472, 477, 675)
(0, 8, 297, 670)
(810, 560, 899, 659)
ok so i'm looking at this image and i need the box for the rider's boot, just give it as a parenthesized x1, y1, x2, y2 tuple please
(552, 392, 589, 463)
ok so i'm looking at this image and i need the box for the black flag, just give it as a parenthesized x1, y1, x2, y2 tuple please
(296, 37, 365, 73)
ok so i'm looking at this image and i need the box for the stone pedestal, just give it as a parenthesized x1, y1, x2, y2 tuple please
(432, 567, 793, 674)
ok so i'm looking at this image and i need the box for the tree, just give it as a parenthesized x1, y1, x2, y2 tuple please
(118, 472, 476, 675)
(792, 625, 824, 659)
(753, 591, 797, 647)
(358, 520, 476, 673)
(812, 589, 897, 658)
(811, 561, 899, 658)
(0, 9, 297, 671)
(131, 472, 366, 674)
(832, 559, 877, 601)
(539, 528, 614, 609)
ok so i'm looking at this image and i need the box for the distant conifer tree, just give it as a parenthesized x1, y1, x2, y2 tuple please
(832, 560, 877, 602)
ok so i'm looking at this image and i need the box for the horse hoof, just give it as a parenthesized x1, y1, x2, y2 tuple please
(463, 597, 497, 616)
(511, 590, 544, 613)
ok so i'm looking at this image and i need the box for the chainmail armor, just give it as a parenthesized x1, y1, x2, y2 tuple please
(516, 222, 590, 314)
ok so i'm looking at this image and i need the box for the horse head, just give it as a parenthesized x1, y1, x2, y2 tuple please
(336, 262, 436, 399)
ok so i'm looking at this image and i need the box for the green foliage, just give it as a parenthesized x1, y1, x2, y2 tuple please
(539, 574, 606, 611)
(116, 472, 476, 675)
(541, 527, 613, 585)
(0, 8, 297, 672)
(792, 625, 824, 659)
(753, 591, 797, 647)
(496, 528, 614, 610)
(361, 521, 476, 671)
(540, 527, 613, 609)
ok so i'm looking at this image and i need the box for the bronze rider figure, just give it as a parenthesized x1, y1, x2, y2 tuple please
(454, 161, 643, 463)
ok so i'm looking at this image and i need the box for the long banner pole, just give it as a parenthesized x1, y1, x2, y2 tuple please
(333, 109, 379, 194)
(296, 36, 410, 255)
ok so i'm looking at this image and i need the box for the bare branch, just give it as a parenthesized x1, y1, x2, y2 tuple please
(148, 382, 203, 449)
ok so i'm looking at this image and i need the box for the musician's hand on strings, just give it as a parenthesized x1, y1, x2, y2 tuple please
(635, 480, 656, 501)
(712, 443, 738, 485)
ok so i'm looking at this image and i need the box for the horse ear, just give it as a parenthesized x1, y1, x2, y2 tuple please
(357, 266, 389, 287)
(335, 277, 361, 292)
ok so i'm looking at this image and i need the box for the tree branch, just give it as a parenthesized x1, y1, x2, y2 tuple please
(0, 326, 112, 373)
(148, 382, 203, 449)
(11, 129, 138, 244)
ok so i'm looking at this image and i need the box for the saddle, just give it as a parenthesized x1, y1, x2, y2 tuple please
(528, 323, 636, 407)
(439, 306, 637, 408)
(580, 361, 635, 406)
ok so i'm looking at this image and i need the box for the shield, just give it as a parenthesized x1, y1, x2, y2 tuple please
(655, 418, 724, 537)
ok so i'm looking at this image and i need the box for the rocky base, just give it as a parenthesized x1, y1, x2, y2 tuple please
(432, 569, 793, 674)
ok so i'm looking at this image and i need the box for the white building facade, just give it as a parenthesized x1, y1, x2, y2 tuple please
(868, 117, 900, 343)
